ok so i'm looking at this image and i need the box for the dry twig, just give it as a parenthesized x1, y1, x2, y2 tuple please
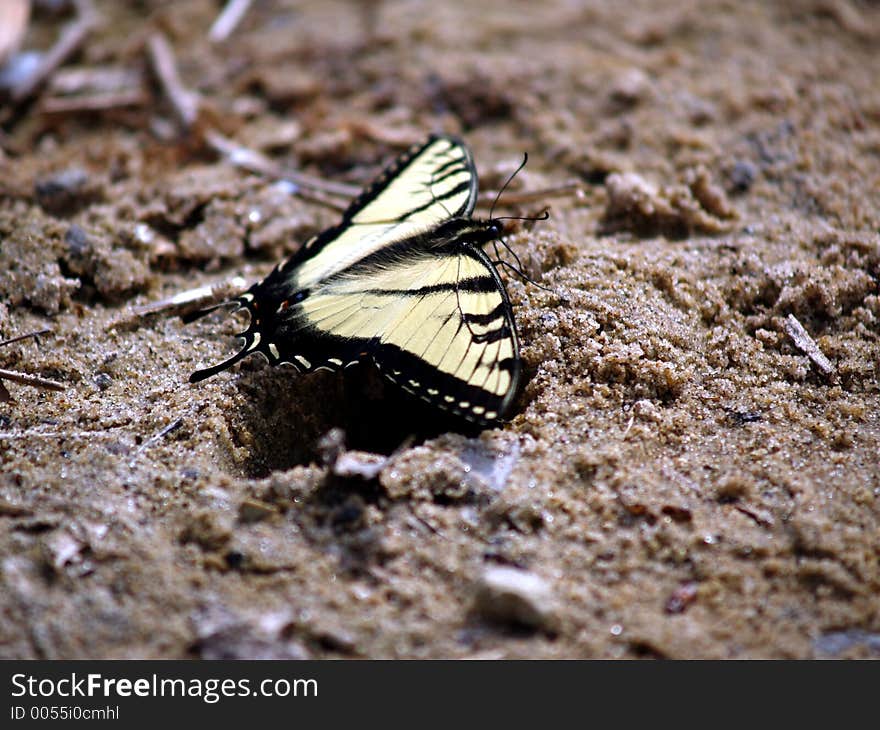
(209, 0, 254, 43)
(40, 65, 146, 114)
(145, 34, 354, 211)
(0, 368, 66, 392)
(204, 129, 359, 198)
(784, 314, 835, 376)
(203, 129, 353, 211)
(0, 329, 66, 395)
(41, 89, 145, 114)
(0, 328, 51, 348)
(135, 418, 183, 454)
(128, 416, 185, 467)
(146, 31, 200, 130)
(130, 275, 248, 319)
(11, 0, 97, 104)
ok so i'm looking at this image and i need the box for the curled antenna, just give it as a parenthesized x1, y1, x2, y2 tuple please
(494, 209, 551, 224)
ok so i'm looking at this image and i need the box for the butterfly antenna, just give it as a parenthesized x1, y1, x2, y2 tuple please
(494, 209, 551, 224)
(487, 151, 551, 290)
(489, 152, 529, 221)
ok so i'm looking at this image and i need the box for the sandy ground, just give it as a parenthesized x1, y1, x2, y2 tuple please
(0, 0, 878, 659)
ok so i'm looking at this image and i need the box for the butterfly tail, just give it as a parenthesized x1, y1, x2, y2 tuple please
(189, 340, 255, 383)
(186, 295, 258, 383)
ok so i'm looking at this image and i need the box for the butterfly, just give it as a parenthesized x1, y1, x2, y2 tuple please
(188, 135, 524, 426)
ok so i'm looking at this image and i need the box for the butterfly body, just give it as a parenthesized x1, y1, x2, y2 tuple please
(190, 136, 523, 426)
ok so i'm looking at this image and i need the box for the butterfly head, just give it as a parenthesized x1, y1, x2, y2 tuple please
(486, 219, 505, 238)
(481, 216, 531, 243)
(461, 217, 504, 245)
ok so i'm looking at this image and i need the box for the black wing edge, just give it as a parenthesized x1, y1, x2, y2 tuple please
(340, 134, 478, 224)
(463, 245, 524, 423)
(372, 341, 522, 426)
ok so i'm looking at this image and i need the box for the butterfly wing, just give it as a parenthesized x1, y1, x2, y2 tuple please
(283, 242, 522, 424)
(284, 135, 478, 290)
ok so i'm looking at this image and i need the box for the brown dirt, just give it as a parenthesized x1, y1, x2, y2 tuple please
(1, 0, 879, 659)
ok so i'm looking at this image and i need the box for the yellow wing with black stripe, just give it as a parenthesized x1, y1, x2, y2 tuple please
(189, 135, 523, 426)
(287, 135, 478, 290)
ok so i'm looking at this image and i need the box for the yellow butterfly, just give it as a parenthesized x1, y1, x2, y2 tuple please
(190, 135, 523, 426)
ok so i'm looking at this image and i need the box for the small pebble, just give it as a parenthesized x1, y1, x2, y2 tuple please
(0, 51, 42, 92)
(333, 451, 388, 480)
(43, 531, 84, 570)
(93, 372, 113, 391)
(65, 225, 90, 256)
(29, 271, 79, 315)
(633, 399, 661, 422)
(609, 68, 652, 107)
(317, 428, 346, 468)
(728, 160, 757, 193)
(665, 581, 699, 614)
(35, 168, 93, 216)
(473, 566, 559, 631)
(238, 498, 279, 524)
